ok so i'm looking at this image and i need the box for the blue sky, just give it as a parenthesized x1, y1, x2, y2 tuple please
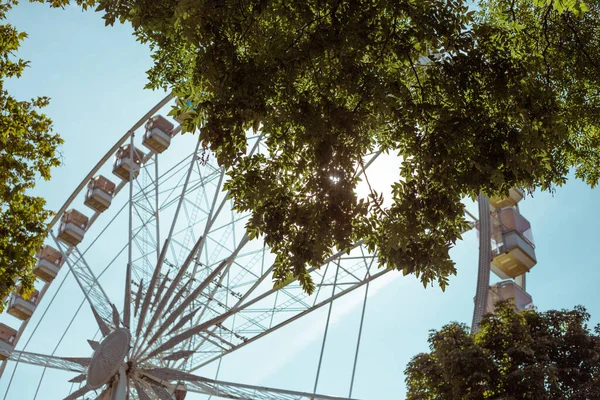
(2, 2, 600, 399)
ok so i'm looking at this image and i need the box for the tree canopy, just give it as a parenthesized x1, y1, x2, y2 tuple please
(0, 0, 62, 308)
(405, 301, 600, 399)
(32, 0, 600, 292)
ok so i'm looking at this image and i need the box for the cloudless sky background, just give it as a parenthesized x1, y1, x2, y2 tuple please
(1, 2, 599, 399)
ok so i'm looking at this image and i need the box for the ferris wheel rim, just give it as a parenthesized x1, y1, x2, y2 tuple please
(47, 92, 175, 230)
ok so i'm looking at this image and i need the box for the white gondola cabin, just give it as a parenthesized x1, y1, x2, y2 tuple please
(143, 115, 175, 154)
(7, 289, 39, 321)
(490, 207, 536, 278)
(34, 245, 63, 282)
(175, 385, 187, 400)
(113, 144, 144, 181)
(489, 188, 524, 209)
(0, 323, 16, 360)
(84, 175, 116, 213)
(486, 280, 533, 314)
(57, 209, 88, 247)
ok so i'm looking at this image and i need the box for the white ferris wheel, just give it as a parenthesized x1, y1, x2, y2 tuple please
(0, 93, 538, 399)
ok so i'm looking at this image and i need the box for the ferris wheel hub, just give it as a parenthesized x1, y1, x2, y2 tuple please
(86, 327, 131, 390)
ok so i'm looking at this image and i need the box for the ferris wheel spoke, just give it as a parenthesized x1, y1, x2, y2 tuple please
(138, 234, 251, 360)
(129, 150, 223, 293)
(132, 380, 153, 400)
(172, 165, 216, 266)
(140, 243, 383, 366)
(182, 235, 258, 331)
(68, 373, 87, 383)
(176, 235, 271, 324)
(135, 381, 175, 400)
(151, 157, 194, 207)
(153, 155, 162, 262)
(133, 170, 158, 216)
(152, 272, 172, 311)
(145, 136, 264, 345)
(166, 307, 201, 337)
(144, 257, 229, 348)
(92, 385, 114, 400)
(463, 209, 478, 234)
(133, 378, 175, 400)
(183, 279, 309, 357)
(182, 251, 381, 370)
(128, 157, 162, 330)
(62, 384, 94, 400)
(6, 350, 87, 373)
(138, 237, 204, 349)
(144, 175, 233, 327)
(165, 274, 195, 314)
(138, 368, 358, 400)
(51, 234, 117, 334)
(135, 141, 202, 344)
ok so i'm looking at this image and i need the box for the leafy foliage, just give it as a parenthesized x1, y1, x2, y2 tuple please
(405, 302, 600, 399)
(0, 0, 62, 309)
(41, 0, 600, 292)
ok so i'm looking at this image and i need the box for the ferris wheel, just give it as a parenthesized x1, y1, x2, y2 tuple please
(0, 93, 534, 399)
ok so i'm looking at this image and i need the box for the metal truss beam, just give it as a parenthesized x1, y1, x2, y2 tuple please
(51, 234, 116, 332)
(185, 379, 357, 400)
(135, 140, 201, 348)
(6, 350, 86, 373)
(192, 265, 386, 371)
(140, 243, 383, 365)
(138, 369, 357, 400)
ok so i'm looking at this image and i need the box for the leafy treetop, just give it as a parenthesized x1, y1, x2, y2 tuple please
(36, 0, 600, 293)
(405, 301, 600, 399)
(0, 0, 63, 309)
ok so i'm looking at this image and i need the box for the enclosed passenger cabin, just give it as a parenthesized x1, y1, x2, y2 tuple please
(175, 385, 187, 400)
(490, 207, 536, 278)
(0, 323, 16, 360)
(113, 144, 144, 181)
(7, 289, 39, 321)
(143, 115, 175, 154)
(0, 324, 16, 360)
(486, 280, 533, 314)
(489, 188, 524, 209)
(57, 209, 88, 247)
(34, 245, 63, 282)
(84, 175, 115, 213)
